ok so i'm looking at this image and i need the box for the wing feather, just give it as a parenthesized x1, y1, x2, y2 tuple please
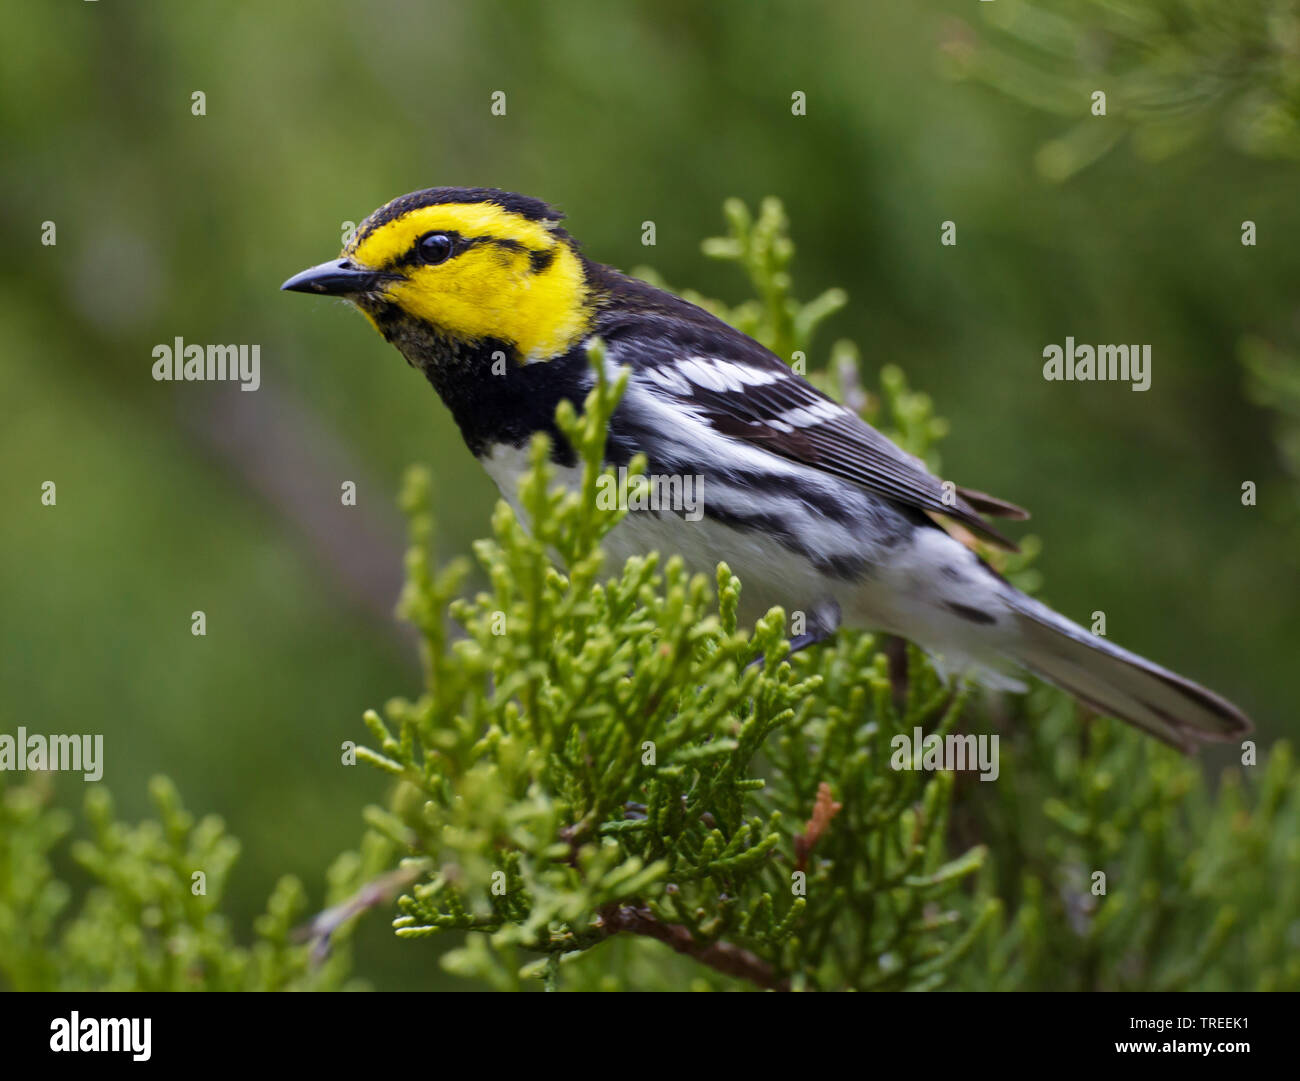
(594, 292, 1027, 550)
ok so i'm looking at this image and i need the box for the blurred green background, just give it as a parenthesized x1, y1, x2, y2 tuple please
(3, 0, 1297, 990)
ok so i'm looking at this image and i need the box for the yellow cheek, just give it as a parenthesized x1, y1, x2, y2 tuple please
(387, 244, 590, 361)
(388, 249, 523, 340)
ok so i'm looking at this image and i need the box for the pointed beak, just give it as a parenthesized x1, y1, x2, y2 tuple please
(280, 258, 390, 296)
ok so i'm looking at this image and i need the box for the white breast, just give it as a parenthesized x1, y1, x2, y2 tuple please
(478, 442, 834, 625)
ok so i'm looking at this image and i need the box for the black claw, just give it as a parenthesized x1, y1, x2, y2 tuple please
(747, 627, 836, 671)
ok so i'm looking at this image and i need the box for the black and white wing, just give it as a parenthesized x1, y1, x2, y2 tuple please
(597, 303, 1027, 550)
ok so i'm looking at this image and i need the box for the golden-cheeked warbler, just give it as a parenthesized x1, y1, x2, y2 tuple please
(283, 186, 1251, 751)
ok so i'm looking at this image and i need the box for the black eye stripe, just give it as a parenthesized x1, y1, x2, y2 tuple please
(386, 232, 459, 270)
(385, 233, 553, 271)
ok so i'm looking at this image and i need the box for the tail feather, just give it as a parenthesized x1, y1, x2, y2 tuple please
(1004, 595, 1252, 753)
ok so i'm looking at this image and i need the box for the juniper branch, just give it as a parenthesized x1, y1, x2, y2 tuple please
(595, 903, 789, 992)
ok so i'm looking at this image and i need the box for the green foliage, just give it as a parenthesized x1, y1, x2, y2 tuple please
(0, 773, 369, 991)
(960, 691, 1300, 991)
(1241, 335, 1300, 519)
(944, 0, 1300, 177)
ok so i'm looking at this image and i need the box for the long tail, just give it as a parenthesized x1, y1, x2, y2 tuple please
(1003, 593, 1252, 752)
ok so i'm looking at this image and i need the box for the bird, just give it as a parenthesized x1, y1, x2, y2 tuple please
(282, 186, 1252, 752)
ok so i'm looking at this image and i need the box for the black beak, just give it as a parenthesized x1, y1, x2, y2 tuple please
(280, 258, 389, 296)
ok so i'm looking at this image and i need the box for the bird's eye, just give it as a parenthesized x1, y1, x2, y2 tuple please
(417, 232, 454, 265)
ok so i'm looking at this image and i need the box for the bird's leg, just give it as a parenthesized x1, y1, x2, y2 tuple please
(749, 601, 841, 670)
(786, 627, 834, 654)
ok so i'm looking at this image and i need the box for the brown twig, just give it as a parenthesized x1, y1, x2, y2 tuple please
(794, 781, 843, 873)
(297, 863, 428, 964)
(596, 903, 789, 991)
(884, 634, 910, 705)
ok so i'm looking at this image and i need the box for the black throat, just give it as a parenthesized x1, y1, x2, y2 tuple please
(361, 299, 592, 465)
